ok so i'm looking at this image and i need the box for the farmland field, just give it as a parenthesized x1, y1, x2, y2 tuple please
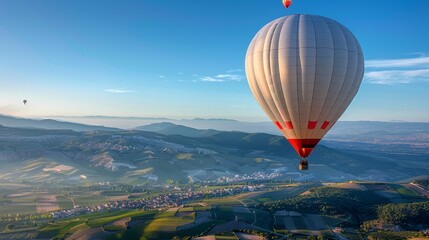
(389, 184, 420, 198)
(87, 210, 156, 227)
(141, 210, 196, 239)
(36, 220, 86, 239)
(0, 181, 427, 240)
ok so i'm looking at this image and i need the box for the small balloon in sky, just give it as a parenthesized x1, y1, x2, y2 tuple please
(23, 100, 27, 105)
(283, 0, 292, 9)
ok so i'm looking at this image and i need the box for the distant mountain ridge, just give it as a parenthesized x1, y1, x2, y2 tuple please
(135, 122, 220, 138)
(37, 115, 429, 137)
(0, 114, 120, 132)
(1, 114, 428, 149)
(327, 121, 429, 136)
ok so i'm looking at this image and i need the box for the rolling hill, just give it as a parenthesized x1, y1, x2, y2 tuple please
(0, 121, 428, 184)
(0, 114, 120, 132)
(135, 122, 220, 138)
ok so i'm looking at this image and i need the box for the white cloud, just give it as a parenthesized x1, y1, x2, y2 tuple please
(105, 88, 134, 93)
(365, 69, 429, 84)
(365, 55, 429, 84)
(215, 74, 243, 81)
(199, 72, 244, 83)
(201, 77, 225, 82)
(159, 75, 167, 78)
(366, 57, 429, 68)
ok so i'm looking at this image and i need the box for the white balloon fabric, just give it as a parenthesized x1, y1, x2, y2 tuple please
(245, 14, 364, 158)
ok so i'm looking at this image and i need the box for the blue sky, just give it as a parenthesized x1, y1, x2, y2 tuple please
(0, 0, 429, 122)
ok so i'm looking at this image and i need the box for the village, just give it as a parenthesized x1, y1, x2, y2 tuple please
(50, 184, 265, 220)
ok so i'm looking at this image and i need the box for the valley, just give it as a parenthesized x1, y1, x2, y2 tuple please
(0, 118, 428, 239)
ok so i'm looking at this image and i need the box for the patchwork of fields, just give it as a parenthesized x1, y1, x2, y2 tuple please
(0, 181, 428, 239)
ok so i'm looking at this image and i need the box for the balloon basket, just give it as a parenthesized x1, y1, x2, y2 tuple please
(299, 159, 309, 171)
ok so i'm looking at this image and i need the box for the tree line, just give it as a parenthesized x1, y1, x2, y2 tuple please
(378, 201, 429, 225)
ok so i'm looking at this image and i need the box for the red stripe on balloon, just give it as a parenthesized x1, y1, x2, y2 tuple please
(321, 121, 330, 129)
(285, 121, 293, 129)
(275, 121, 283, 130)
(308, 121, 317, 129)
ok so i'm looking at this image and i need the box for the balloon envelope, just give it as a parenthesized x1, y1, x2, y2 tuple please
(245, 14, 364, 158)
(283, 0, 292, 8)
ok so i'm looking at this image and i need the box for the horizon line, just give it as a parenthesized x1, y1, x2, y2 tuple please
(1, 114, 428, 124)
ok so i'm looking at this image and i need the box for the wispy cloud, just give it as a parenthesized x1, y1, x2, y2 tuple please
(365, 69, 429, 84)
(366, 57, 429, 68)
(201, 77, 225, 82)
(364, 55, 429, 84)
(105, 88, 134, 93)
(199, 72, 244, 82)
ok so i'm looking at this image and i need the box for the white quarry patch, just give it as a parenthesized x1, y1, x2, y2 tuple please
(43, 164, 74, 172)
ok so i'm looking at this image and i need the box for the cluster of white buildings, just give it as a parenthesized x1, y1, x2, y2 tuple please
(214, 172, 282, 183)
(50, 184, 265, 219)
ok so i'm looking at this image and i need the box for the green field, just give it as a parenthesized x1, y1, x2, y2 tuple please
(178, 207, 194, 212)
(56, 195, 74, 209)
(87, 210, 156, 227)
(250, 188, 309, 203)
(200, 185, 314, 208)
(72, 193, 109, 207)
(141, 210, 196, 239)
(32, 209, 158, 239)
(36, 220, 85, 239)
(145, 215, 195, 232)
(202, 196, 243, 206)
(0, 203, 37, 216)
(156, 208, 178, 218)
(389, 184, 420, 198)
(0, 192, 38, 216)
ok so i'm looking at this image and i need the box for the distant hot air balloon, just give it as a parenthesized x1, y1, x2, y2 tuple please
(283, 0, 292, 9)
(23, 100, 27, 105)
(245, 14, 364, 170)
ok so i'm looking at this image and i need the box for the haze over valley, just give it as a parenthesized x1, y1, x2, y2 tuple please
(0, 115, 427, 184)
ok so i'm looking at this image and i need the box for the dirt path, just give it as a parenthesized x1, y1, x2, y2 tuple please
(65, 196, 76, 208)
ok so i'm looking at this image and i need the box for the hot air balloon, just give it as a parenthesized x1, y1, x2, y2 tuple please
(245, 14, 364, 170)
(283, 0, 292, 9)
(23, 100, 27, 105)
